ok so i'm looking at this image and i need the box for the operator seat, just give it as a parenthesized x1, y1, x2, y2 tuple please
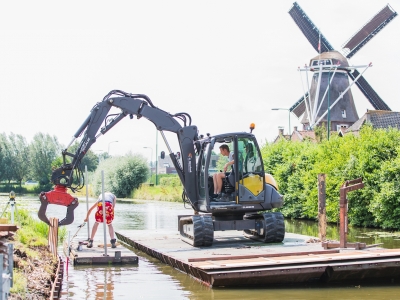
(222, 176, 234, 194)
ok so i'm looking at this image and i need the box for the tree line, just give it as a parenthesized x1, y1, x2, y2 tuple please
(0, 132, 148, 197)
(262, 125, 400, 230)
(0, 132, 62, 187)
(0, 132, 103, 186)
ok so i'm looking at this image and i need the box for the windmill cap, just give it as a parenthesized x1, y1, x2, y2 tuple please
(309, 51, 349, 68)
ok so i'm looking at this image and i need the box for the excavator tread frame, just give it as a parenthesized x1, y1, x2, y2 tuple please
(178, 215, 214, 247)
(243, 212, 285, 243)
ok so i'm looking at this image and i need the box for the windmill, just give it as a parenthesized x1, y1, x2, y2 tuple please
(288, 2, 397, 131)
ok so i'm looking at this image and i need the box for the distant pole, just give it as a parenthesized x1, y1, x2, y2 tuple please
(108, 141, 118, 155)
(156, 130, 159, 185)
(328, 70, 331, 140)
(85, 165, 90, 240)
(101, 171, 107, 257)
(143, 146, 153, 184)
(318, 173, 326, 242)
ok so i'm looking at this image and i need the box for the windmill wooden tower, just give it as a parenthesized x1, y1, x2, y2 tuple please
(288, 2, 397, 131)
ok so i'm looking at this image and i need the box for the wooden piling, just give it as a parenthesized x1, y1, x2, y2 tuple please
(48, 218, 59, 256)
(47, 218, 64, 299)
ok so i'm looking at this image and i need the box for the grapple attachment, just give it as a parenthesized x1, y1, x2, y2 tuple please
(38, 185, 79, 226)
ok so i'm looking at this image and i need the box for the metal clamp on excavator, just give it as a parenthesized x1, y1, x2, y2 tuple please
(38, 187, 79, 226)
(38, 158, 80, 226)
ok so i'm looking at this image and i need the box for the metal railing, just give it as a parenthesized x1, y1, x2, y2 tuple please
(0, 244, 13, 300)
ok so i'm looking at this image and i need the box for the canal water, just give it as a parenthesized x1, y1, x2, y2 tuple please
(2, 195, 400, 299)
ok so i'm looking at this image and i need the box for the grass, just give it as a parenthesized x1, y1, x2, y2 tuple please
(7, 208, 66, 297)
(10, 270, 27, 297)
(133, 184, 183, 202)
(8, 209, 67, 246)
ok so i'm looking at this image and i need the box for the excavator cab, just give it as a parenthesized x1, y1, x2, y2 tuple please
(197, 133, 270, 204)
(180, 131, 285, 247)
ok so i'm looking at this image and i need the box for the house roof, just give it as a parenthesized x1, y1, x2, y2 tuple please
(292, 130, 317, 142)
(273, 134, 291, 143)
(346, 110, 400, 132)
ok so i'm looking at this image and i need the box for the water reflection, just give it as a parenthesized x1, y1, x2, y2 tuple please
(285, 218, 400, 249)
(2, 195, 400, 299)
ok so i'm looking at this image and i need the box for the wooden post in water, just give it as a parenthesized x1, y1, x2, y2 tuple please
(339, 178, 364, 248)
(318, 174, 326, 242)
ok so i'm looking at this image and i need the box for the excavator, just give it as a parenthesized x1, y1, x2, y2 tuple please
(38, 90, 285, 246)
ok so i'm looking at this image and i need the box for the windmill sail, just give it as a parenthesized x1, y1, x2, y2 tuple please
(348, 69, 391, 110)
(290, 92, 308, 118)
(342, 5, 397, 59)
(288, 2, 334, 53)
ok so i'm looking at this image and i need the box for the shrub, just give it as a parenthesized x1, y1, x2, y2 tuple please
(260, 126, 400, 229)
(91, 154, 149, 198)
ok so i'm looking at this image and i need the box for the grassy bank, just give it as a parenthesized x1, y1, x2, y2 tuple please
(133, 183, 183, 202)
(130, 175, 183, 202)
(8, 210, 66, 299)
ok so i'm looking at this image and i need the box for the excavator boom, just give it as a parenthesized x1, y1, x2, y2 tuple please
(38, 89, 285, 249)
(39, 90, 199, 226)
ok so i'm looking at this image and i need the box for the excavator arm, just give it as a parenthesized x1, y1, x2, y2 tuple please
(38, 90, 200, 226)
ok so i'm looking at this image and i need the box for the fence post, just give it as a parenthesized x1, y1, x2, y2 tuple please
(7, 244, 13, 288)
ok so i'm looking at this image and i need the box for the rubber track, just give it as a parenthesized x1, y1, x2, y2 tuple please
(192, 215, 204, 247)
(263, 212, 285, 243)
(202, 215, 214, 246)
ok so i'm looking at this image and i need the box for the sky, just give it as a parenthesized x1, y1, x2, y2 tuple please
(1, 0, 399, 160)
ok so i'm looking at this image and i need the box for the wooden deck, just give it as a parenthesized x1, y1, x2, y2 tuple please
(64, 240, 138, 266)
(116, 229, 400, 287)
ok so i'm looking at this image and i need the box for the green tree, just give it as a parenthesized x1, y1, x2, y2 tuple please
(29, 133, 62, 185)
(216, 154, 228, 171)
(7, 133, 30, 187)
(0, 133, 14, 183)
(67, 142, 99, 172)
(91, 154, 148, 198)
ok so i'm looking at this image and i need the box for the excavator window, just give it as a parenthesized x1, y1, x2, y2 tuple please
(198, 142, 212, 199)
(237, 137, 264, 199)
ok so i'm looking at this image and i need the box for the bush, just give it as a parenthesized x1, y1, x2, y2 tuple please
(261, 126, 400, 229)
(91, 154, 149, 198)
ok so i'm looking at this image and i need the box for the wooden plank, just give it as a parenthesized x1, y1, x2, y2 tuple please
(0, 225, 18, 232)
(187, 249, 340, 262)
(190, 249, 400, 269)
(193, 255, 344, 269)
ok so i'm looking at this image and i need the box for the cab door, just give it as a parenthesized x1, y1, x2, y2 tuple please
(235, 137, 265, 203)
